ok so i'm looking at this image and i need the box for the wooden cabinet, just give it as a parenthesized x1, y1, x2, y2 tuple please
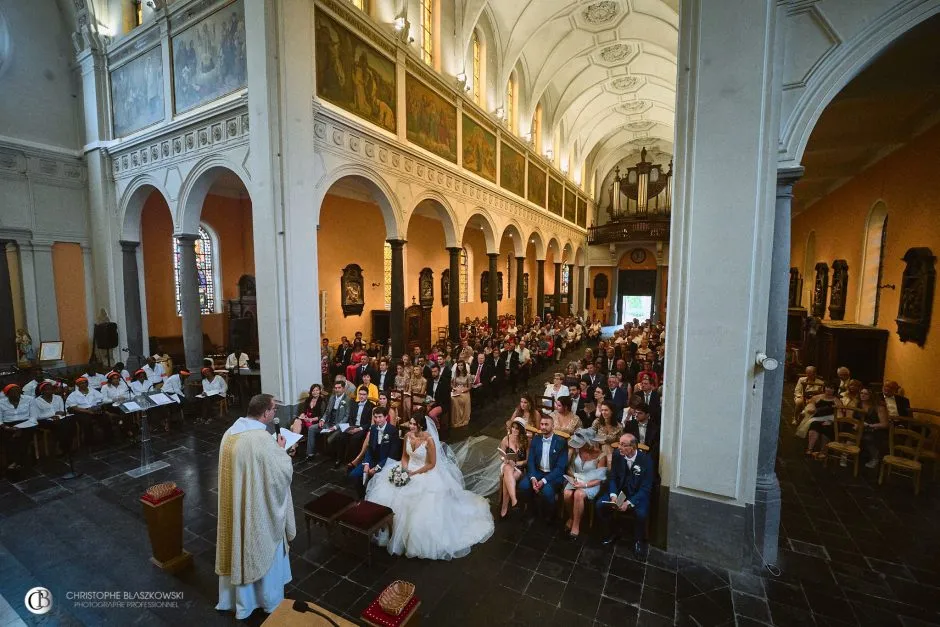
(405, 305, 430, 355)
(814, 322, 888, 385)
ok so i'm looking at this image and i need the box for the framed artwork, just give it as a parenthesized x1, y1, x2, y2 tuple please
(39, 341, 63, 362)
(811, 262, 828, 318)
(462, 114, 497, 182)
(500, 142, 525, 197)
(593, 273, 609, 299)
(341, 264, 365, 317)
(480, 271, 490, 302)
(548, 177, 563, 215)
(419, 268, 434, 307)
(110, 46, 164, 137)
(896, 247, 936, 346)
(829, 260, 848, 320)
(523, 273, 530, 298)
(564, 187, 576, 222)
(527, 163, 546, 207)
(314, 8, 397, 133)
(406, 74, 457, 162)
(577, 196, 587, 228)
(497, 271, 504, 301)
(441, 269, 450, 306)
(172, 0, 247, 113)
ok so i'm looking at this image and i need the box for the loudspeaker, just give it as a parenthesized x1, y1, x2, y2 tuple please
(94, 322, 119, 350)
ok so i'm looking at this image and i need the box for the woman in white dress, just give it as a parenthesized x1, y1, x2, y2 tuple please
(366, 414, 494, 560)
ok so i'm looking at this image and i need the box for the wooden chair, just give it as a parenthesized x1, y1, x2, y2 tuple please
(910, 409, 940, 481)
(824, 415, 864, 476)
(879, 420, 926, 495)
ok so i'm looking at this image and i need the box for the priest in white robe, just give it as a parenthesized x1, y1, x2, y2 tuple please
(215, 393, 296, 620)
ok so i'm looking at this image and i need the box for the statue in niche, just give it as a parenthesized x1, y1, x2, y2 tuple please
(896, 247, 935, 346)
(828, 260, 848, 321)
(480, 271, 490, 302)
(419, 268, 434, 307)
(441, 270, 450, 306)
(523, 273, 529, 298)
(811, 262, 828, 318)
(788, 267, 802, 307)
(341, 264, 365, 317)
(497, 272, 504, 301)
(238, 274, 256, 297)
(16, 329, 34, 365)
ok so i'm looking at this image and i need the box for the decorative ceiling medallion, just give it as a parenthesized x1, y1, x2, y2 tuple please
(600, 43, 632, 63)
(626, 120, 654, 131)
(582, 1, 619, 25)
(620, 100, 647, 112)
(610, 76, 639, 91)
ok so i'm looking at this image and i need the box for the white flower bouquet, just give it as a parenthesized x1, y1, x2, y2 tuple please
(388, 464, 410, 487)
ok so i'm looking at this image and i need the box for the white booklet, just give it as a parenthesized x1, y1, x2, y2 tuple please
(337, 423, 351, 432)
(149, 393, 173, 405)
(121, 401, 142, 412)
(279, 428, 303, 450)
(600, 491, 629, 508)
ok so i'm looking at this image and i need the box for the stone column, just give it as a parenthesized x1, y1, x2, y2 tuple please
(578, 265, 585, 314)
(553, 262, 562, 315)
(487, 253, 498, 330)
(755, 167, 803, 564)
(388, 239, 406, 357)
(0, 240, 16, 363)
(30, 243, 60, 342)
(447, 247, 461, 342)
(610, 268, 620, 326)
(567, 263, 575, 315)
(175, 234, 204, 372)
(515, 257, 525, 323)
(120, 241, 144, 363)
(14, 241, 40, 347)
(653, 264, 665, 323)
(536, 260, 545, 319)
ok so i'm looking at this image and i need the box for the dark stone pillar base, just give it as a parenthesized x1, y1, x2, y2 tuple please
(665, 489, 753, 570)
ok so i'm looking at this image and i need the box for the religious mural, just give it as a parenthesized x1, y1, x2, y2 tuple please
(111, 46, 164, 137)
(314, 8, 397, 133)
(527, 163, 546, 207)
(462, 114, 497, 182)
(406, 74, 457, 162)
(500, 142, 525, 197)
(577, 197, 587, 228)
(548, 177, 563, 215)
(564, 187, 576, 223)
(172, 0, 247, 113)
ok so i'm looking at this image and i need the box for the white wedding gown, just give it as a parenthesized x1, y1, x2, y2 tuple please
(365, 423, 494, 560)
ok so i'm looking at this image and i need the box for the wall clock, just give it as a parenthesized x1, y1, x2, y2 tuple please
(630, 248, 647, 264)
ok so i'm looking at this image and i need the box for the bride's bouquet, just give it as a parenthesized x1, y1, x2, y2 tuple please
(388, 464, 410, 487)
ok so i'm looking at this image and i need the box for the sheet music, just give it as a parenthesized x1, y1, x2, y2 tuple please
(279, 428, 303, 450)
(14, 420, 38, 429)
(121, 401, 142, 412)
(148, 393, 173, 406)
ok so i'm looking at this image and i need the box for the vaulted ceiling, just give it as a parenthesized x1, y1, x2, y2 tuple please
(463, 0, 678, 188)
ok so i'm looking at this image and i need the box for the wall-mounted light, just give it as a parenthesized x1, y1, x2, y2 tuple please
(456, 72, 467, 83)
(545, 149, 553, 161)
(393, 17, 406, 31)
(495, 107, 505, 120)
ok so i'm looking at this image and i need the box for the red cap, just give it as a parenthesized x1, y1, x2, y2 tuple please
(2, 383, 20, 395)
(179, 369, 191, 376)
(201, 368, 213, 376)
(106, 371, 121, 380)
(75, 376, 88, 385)
(134, 369, 146, 377)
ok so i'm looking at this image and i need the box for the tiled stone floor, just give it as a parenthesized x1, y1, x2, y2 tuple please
(1, 354, 938, 626)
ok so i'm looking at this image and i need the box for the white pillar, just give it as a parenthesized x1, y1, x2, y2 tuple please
(245, 0, 322, 403)
(662, 0, 782, 569)
(14, 241, 40, 349)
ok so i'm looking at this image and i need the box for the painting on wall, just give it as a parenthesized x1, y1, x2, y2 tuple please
(500, 142, 525, 197)
(111, 46, 164, 137)
(315, 8, 397, 133)
(577, 197, 587, 228)
(341, 264, 365, 317)
(419, 268, 434, 307)
(564, 187, 576, 222)
(406, 74, 457, 162)
(462, 114, 497, 182)
(172, 0, 247, 113)
(527, 163, 546, 207)
(548, 177, 563, 215)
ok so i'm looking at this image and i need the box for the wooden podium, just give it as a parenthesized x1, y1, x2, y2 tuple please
(140, 487, 192, 573)
(261, 600, 357, 626)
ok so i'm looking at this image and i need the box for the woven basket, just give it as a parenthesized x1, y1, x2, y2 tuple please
(145, 482, 178, 501)
(377, 580, 415, 616)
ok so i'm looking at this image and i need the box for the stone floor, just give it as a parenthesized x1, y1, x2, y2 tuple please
(0, 353, 938, 626)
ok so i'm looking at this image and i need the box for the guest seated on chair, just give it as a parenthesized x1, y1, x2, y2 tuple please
(880, 380, 911, 419)
(348, 407, 401, 497)
(506, 393, 540, 435)
(100, 370, 132, 405)
(855, 387, 890, 468)
(199, 368, 228, 423)
(793, 366, 825, 425)
(31, 382, 72, 455)
(142, 356, 164, 388)
(498, 419, 529, 520)
(66, 376, 105, 442)
(562, 428, 608, 541)
(82, 363, 108, 391)
(1, 384, 36, 471)
(160, 367, 190, 401)
(801, 381, 842, 458)
(518, 415, 568, 522)
(224, 347, 249, 370)
(292, 384, 325, 461)
(552, 396, 582, 437)
(597, 433, 653, 557)
(21, 367, 53, 398)
(592, 400, 623, 464)
(129, 369, 153, 396)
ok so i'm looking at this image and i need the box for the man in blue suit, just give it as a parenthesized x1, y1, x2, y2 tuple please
(605, 374, 628, 422)
(349, 407, 401, 496)
(518, 415, 568, 522)
(597, 433, 653, 557)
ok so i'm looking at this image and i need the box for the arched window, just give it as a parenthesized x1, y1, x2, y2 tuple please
(459, 248, 471, 303)
(561, 264, 570, 296)
(420, 0, 433, 66)
(383, 242, 392, 309)
(858, 204, 888, 325)
(471, 30, 483, 106)
(506, 73, 517, 134)
(532, 103, 543, 153)
(174, 224, 219, 315)
(349, 0, 364, 10)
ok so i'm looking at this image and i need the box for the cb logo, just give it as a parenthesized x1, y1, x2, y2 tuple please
(25, 587, 53, 615)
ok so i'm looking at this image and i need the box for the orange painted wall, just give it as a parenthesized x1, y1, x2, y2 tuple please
(791, 122, 940, 404)
(140, 192, 254, 350)
(52, 243, 88, 364)
(498, 235, 518, 318)
(406, 215, 451, 335)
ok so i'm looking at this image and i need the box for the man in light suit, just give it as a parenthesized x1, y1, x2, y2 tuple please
(321, 381, 353, 467)
(597, 433, 654, 557)
(518, 415, 568, 522)
(349, 407, 401, 497)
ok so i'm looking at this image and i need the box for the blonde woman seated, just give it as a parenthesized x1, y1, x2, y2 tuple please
(797, 380, 843, 458)
(591, 400, 623, 464)
(498, 418, 529, 520)
(405, 365, 427, 419)
(506, 393, 540, 435)
(552, 396, 582, 438)
(562, 428, 608, 540)
(543, 372, 570, 412)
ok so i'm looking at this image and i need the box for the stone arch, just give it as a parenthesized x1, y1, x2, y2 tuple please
(119, 174, 173, 242)
(313, 163, 403, 239)
(780, 3, 940, 166)
(527, 229, 546, 260)
(500, 220, 525, 257)
(409, 191, 460, 248)
(462, 209, 499, 254)
(562, 241, 575, 264)
(545, 236, 561, 261)
(856, 200, 889, 324)
(575, 245, 586, 266)
(177, 156, 252, 236)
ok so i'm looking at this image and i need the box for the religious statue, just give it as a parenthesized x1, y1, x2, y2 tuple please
(16, 328, 33, 365)
(441, 270, 450, 306)
(419, 268, 434, 307)
(341, 264, 365, 317)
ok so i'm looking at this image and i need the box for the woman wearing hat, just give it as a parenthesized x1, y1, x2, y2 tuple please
(200, 368, 228, 423)
(66, 377, 105, 445)
(562, 428, 609, 540)
(1, 384, 35, 471)
(129, 369, 153, 396)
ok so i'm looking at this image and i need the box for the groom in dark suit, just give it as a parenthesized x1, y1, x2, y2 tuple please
(518, 415, 568, 521)
(349, 407, 401, 496)
(597, 433, 653, 557)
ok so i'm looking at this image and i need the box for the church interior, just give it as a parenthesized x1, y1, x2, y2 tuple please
(0, 0, 939, 625)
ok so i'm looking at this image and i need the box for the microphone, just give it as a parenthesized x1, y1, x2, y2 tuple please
(272, 417, 280, 441)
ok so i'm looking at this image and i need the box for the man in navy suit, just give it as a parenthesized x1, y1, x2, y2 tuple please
(518, 415, 568, 521)
(606, 374, 628, 422)
(597, 433, 653, 557)
(349, 407, 401, 496)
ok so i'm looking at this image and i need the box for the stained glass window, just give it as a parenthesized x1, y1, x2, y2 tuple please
(349, 0, 364, 9)
(174, 225, 217, 315)
(384, 242, 392, 309)
(471, 31, 482, 106)
(459, 248, 469, 303)
(561, 264, 570, 296)
(506, 74, 516, 133)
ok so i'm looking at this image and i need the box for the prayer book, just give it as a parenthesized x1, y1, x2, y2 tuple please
(600, 491, 629, 507)
(337, 423, 351, 432)
(279, 428, 303, 450)
(497, 448, 513, 462)
(148, 393, 173, 405)
(121, 401, 142, 412)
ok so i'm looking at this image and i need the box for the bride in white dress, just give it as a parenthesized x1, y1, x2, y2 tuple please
(365, 414, 494, 560)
